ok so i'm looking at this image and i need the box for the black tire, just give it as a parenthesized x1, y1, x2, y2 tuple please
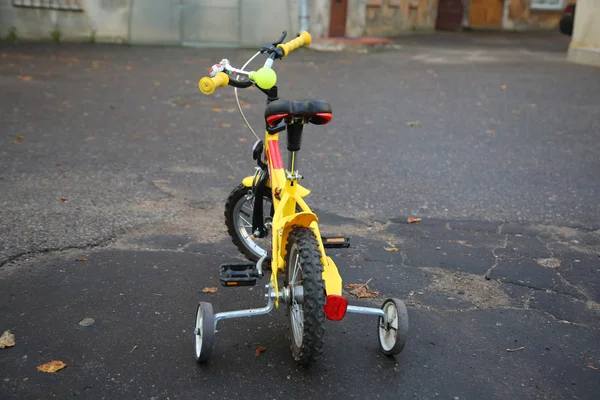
(224, 184, 273, 263)
(285, 227, 326, 366)
(194, 302, 215, 363)
(378, 298, 409, 356)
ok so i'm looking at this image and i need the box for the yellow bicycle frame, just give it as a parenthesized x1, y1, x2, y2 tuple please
(241, 130, 342, 307)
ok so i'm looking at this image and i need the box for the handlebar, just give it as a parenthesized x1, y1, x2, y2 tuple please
(277, 31, 312, 57)
(198, 72, 229, 95)
(198, 31, 312, 95)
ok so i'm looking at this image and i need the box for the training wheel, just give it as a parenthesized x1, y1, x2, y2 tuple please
(194, 302, 215, 363)
(378, 298, 409, 356)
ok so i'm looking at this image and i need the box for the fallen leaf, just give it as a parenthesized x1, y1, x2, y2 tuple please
(56, 163, 62, 167)
(184, 104, 191, 109)
(364, 120, 373, 125)
(587, 365, 598, 370)
(335, 153, 342, 157)
(202, 287, 218, 294)
(153, 80, 160, 86)
(152, 96, 157, 100)
(529, 104, 537, 108)
(345, 280, 380, 299)
(227, 175, 234, 179)
(220, 123, 231, 128)
(238, 138, 248, 142)
(60, 197, 68, 202)
(512, 110, 520, 115)
(407, 217, 422, 223)
(87, 136, 95, 141)
(0, 330, 16, 348)
(500, 85, 508, 89)
(476, 102, 482, 106)
(130, 345, 137, 353)
(182, 330, 187, 333)
(16, 135, 24, 140)
(227, 108, 236, 113)
(316, 152, 326, 157)
(129, 136, 141, 141)
(487, 130, 496, 135)
(18, 75, 33, 81)
(255, 346, 267, 357)
(406, 121, 420, 127)
(78, 257, 88, 262)
(506, 346, 525, 352)
(212, 108, 222, 113)
(37, 360, 67, 373)
(126, 65, 133, 71)
(140, 106, 146, 110)
(152, 179, 169, 184)
(78, 317, 95, 327)
(384, 247, 399, 252)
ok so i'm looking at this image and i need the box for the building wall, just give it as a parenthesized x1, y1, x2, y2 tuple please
(567, 0, 600, 67)
(365, 0, 438, 37)
(0, 0, 300, 47)
(503, 0, 575, 30)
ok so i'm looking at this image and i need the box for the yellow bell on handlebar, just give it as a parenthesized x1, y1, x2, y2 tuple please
(249, 67, 277, 90)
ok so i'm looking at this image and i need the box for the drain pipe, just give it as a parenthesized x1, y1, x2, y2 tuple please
(299, 0, 310, 34)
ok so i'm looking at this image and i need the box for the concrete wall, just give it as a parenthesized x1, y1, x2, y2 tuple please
(567, 0, 600, 67)
(0, 0, 301, 47)
(0, 0, 129, 43)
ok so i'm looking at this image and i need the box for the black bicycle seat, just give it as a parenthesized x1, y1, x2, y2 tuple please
(265, 100, 332, 127)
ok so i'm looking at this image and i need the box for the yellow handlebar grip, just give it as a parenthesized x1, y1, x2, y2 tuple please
(277, 31, 312, 57)
(198, 72, 229, 95)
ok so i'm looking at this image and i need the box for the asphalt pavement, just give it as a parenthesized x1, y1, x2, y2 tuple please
(1, 32, 599, 399)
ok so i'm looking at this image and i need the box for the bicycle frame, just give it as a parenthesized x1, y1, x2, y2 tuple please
(241, 127, 343, 308)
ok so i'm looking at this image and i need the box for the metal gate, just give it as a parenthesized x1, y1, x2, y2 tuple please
(179, 0, 241, 47)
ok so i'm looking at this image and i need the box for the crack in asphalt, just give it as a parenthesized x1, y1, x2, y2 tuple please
(484, 234, 509, 280)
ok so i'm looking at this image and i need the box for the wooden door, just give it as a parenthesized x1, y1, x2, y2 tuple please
(329, 0, 348, 37)
(469, 0, 504, 28)
(435, 0, 464, 31)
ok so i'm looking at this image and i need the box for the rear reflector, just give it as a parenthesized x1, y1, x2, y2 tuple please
(324, 295, 348, 321)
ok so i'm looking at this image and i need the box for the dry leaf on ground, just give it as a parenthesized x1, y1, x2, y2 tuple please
(345, 280, 379, 299)
(255, 346, 267, 357)
(384, 247, 399, 252)
(506, 346, 526, 352)
(406, 121, 420, 127)
(77, 257, 88, 262)
(407, 217, 422, 223)
(501, 85, 508, 89)
(37, 360, 67, 373)
(587, 365, 598, 370)
(202, 287, 218, 294)
(18, 75, 33, 81)
(60, 197, 68, 202)
(0, 330, 15, 348)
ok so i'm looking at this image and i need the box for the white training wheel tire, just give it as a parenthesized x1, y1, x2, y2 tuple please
(194, 302, 215, 363)
(378, 298, 409, 356)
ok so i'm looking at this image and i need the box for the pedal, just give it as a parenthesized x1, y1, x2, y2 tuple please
(219, 262, 259, 287)
(322, 236, 351, 249)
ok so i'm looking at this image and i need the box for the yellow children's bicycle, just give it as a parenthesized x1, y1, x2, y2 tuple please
(194, 31, 409, 366)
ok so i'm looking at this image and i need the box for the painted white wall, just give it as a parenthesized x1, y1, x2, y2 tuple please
(567, 0, 600, 67)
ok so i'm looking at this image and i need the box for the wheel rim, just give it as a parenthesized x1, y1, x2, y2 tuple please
(232, 191, 271, 258)
(288, 244, 304, 348)
(195, 306, 203, 359)
(379, 302, 398, 352)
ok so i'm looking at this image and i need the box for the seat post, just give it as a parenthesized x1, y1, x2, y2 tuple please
(286, 121, 303, 177)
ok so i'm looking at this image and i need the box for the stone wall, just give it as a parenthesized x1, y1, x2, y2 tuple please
(503, 0, 575, 30)
(365, 0, 438, 36)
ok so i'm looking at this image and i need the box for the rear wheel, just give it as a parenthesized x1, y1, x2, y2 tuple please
(285, 227, 326, 366)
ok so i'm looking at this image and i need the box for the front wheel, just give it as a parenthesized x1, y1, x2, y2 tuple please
(285, 227, 326, 366)
(378, 298, 409, 356)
